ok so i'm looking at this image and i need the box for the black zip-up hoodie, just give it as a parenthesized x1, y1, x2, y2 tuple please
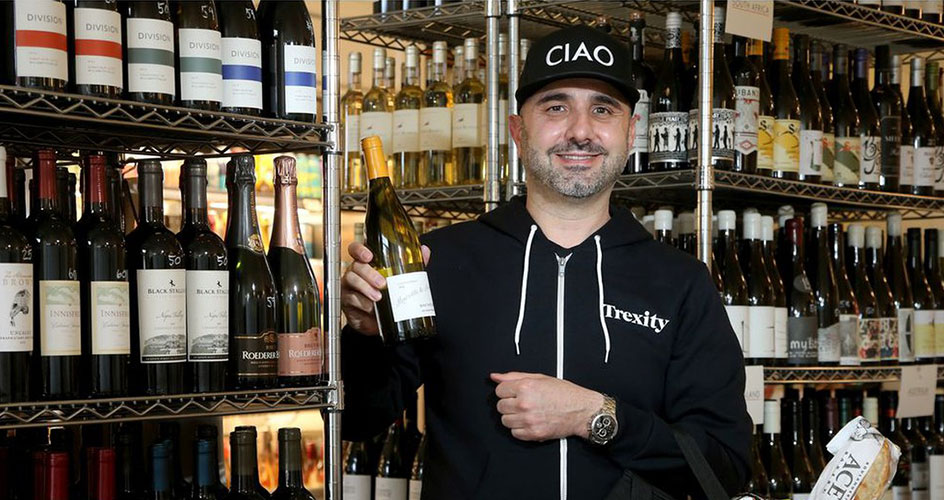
(341, 197, 751, 499)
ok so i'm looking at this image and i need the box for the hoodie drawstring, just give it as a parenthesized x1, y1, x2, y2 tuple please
(594, 235, 611, 363)
(514, 225, 538, 356)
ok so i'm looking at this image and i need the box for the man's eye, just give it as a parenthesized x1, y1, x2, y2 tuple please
(546, 105, 565, 113)
(593, 106, 613, 115)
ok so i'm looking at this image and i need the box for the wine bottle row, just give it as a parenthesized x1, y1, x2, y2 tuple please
(0, 0, 317, 121)
(744, 390, 944, 499)
(857, 0, 944, 22)
(646, 203, 944, 367)
(0, 147, 323, 403)
(342, 415, 426, 500)
(0, 422, 315, 500)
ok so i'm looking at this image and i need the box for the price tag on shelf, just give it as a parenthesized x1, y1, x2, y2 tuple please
(745, 365, 765, 425)
(725, 0, 774, 42)
(898, 364, 937, 418)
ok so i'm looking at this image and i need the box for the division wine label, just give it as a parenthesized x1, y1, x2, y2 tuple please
(834, 136, 862, 185)
(419, 107, 452, 151)
(90, 281, 130, 355)
(282, 43, 317, 115)
(757, 115, 775, 171)
(14, 0, 68, 82)
(734, 86, 760, 156)
(126, 17, 175, 96)
(360, 111, 394, 153)
(0, 264, 32, 353)
(234, 328, 278, 376)
(178, 28, 222, 103)
(787, 316, 818, 362)
(74, 7, 123, 88)
(186, 270, 228, 363)
(384, 271, 436, 323)
(773, 119, 801, 173)
(687, 109, 736, 162)
(648, 112, 689, 164)
(860, 135, 882, 185)
(798, 129, 824, 177)
(898, 307, 915, 362)
(278, 327, 323, 377)
(452, 103, 485, 149)
(136, 269, 186, 363)
(821, 133, 836, 182)
(914, 146, 936, 188)
(39, 280, 80, 356)
(630, 89, 650, 156)
(221, 37, 262, 110)
(393, 109, 421, 154)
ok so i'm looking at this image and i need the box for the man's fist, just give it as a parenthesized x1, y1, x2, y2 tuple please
(490, 372, 605, 442)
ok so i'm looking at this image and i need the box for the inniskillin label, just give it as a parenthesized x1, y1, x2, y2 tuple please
(40, 280, 80, 356)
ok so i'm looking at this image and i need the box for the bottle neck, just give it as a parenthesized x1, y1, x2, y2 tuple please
(733, 37, 747, 59)
(194, 450, 219, 489)
(181, 170, 210, 228)
(404, 64, 419, 87)
(83, 162, 108, 218)
(926, 233, 940, 274)
(432, 61, 446, 84)
(231, 442, 261, 492)
(116, 443, 136, 493)
(907, 232, 923, 272)
(271, 180, 305, 254)
(349, 70, 361, 91)
(278, 439, 304, 489)
(372, 66, 384, 89)
(464, 57, 477, 80)
(36, 156, 59, 214)
(226, 180, 263, 250)
(152, 456, 170, 494)
(631, 24, 645, 61)
(138, 171, 164, 224)
(664, 28, 682, 61)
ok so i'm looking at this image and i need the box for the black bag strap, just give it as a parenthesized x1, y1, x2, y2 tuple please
(671, 427, 730, 500)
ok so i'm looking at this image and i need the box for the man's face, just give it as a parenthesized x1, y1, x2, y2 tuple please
(510, 78, 635, 199)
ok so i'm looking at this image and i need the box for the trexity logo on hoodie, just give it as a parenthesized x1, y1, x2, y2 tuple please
(603, 303, 671, 334)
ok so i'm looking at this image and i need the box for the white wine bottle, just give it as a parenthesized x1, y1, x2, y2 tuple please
(362, 136, 437, 345)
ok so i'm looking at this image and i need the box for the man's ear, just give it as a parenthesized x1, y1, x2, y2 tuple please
(627, 109, 638, 153)
(509, 113, 524, 149)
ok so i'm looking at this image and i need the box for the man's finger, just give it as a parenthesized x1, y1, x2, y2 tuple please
(341, 289, 376, 314)
(350, 261, 387, 290)
(421, 244, 432, 265)
(342, 269, 383, 302)
(490, 371, 543, 383)
(348, 241, 373, 263)
(496, 397, 519, 415)
(511, 428, 537, 441)
(501, 414, 526, 430)
(494, 380, 518, 399)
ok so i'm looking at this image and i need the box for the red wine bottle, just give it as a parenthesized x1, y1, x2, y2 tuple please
(272, 428, 315, 500)
(258, 0, 317, 122)
(127, 160, 186, 395)
(886, 212, 916, 364)
(85, 447, 116, 500)
(123, 1, 175, 105)
(176, 158, 228, 393)
(115, 424, 145, 500)
(229, 427, 268, 500)
(268, 156, 323, 387)
(70, 0, 123, 98)
(8, 0, 69, 91)
(29, 149, 80, 400)
(77, 154, 130, 398)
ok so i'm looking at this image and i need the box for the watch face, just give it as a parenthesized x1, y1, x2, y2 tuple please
(592, 415, 617, 441)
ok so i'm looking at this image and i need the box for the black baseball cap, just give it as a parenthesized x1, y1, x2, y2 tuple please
(515, 25, 639, 111)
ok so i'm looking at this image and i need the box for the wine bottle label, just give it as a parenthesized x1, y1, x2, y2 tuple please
(915, 146, 936, 187)
(630, 89, 650, 155)
(915, 309, 935, 358)
(39, 280, 80, 356)
(221, 37, 263, 110)
(374, 477, 408, 500)
(420, 107, 452, 151)
(893, 486, 912, 500)
(725, 304, 749, 356)
(126, 18, 175, 96)
(880, 115, 902, 180)
(0, 264, 32, 353)
(881, 316, 900, 361)
(773, 119, 800, 173)
(90, 281, 130, 355)
(794, 495, 810, 500)
(914, 461, 930, 491)
(774, 306, 788, 359)
(282, 43, 317, 115)
(859, 135, 882, 185)
(834, 136, 862, 185)
(747, 305, 774, 358)
(386, 271, 436, 323)
(136, 269, 186, 363)
(817, 321, 840, 363)
(757, 115, 775, 171)
(838, 314, 859, 365)
(930, 455, 944, 500)
(278, 327, 322, 376)
(901, 145, 915, 186)
(73, 8, 123, 89)
(926, 0, 943, 13)
(935, 310, 944, 357)
(393, 109, 421, 154)
(409, 479, 423, 500)
(342, 474, 370, 500)
(935, 146, 944, 192)
(14, 0, 68, 82)
(185, 270, 228, 362)
(734, 86, 759, 156)
(687, 109, 736, 162)
(821, 132, 836, 182)
(343, 113, 361, 154)
(787, 316, 818, 362)
(799, 129, 824, 177)
(360, 111, 394, 153)
(899, 307, 915, 363)
(499, 98, 509, 146)
(858, 317, 881, 362)
(452, 103, 484, 149)
(235, 327, 278, 376)
(648, 112, 689, 164)
(178, 28, 222, 103)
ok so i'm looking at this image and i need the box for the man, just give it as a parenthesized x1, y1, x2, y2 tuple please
(340, 25, 751, 499)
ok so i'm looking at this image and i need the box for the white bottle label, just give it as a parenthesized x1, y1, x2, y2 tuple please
(186, 270, 228, 362)
(499, 98, 509, 146)
(420, 107, 452, 151)
(343, 474, 371, 500)
(126, 17, 175, 96)
(39, 280, 80, 356)
(818, 322, 840, 363)
(221, 37, 263, 110)
(734, 86, 759, 155)
(930, 455, 944, 500)
(934, 310, 944, 357)
(901, 145, 916, 186)
(725, 304, 749, 356)
(14, 0, 68, 82)
(775, 306, 788, 359)
(687, 108, 736, 161)
(839, 313, 860, 366)
(283, 43, 317, 115)
(361, 111, 394, 153)
(374, 477, 408, 500)
(630, 89, 650, 155)
(916, 309, 936, 359)
(0, 264, 32, 353)
(409, 479, 423, 500)
(900, 307, 916, 363)
(648, 112, 689, 164)
(386, 271, 436, 323)
(935, 146, 944, 192)
(747, 305, 774, 358)
(799, 129, 824, 177)
(178, 28, 222, 103)
(393, 109, 421, 153)
(915, 146, 936, 187)
(90, 281, 131, 355)
(344, 113, 361, 156)
(74, 7, 123, 89)
(860, 134, 882, 184)
(136, 269, 187, 364)
(894, 485, 913, 500)
(452, 102, 483, 149)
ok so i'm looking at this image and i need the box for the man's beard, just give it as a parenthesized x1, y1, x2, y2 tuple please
(520, 127, 626, 199)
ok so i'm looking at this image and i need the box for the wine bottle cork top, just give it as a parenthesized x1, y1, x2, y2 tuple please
(678, 212, 695, 235)
(763, 400, 780, 434)
(654, 209, 673, 231)
(665, 12, 682, 30)
(373, 47, 386, 70)
(361, 135, 390, 180)
(863, 397, 879, 425)
(278, 427, 302, 441)
(432, 41, 447, 64)
(718, 210, 736, 231)
(866, 226, 883, 249)
(847, 224, 865, 248)
(743, 212, 761, 240)
(777, 205, 795, 227)
(887, 211, 902, 237)
(773, 28, 790, 60)
(761, 216, 774, 242)
(228, 154, 255, 181)
(274, 155, 297, 184)
(811, 203, 828, 228)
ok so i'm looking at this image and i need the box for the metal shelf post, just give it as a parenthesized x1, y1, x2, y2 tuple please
(507, 0, 522, 200)
(486, 0, 502, 212)
(696, 0, 714, 267)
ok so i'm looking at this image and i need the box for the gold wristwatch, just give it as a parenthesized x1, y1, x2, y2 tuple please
(587, 394, 619, 446)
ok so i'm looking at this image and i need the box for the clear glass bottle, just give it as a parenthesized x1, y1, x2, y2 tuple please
(362, 47, 394, 179)
(452, 38, 486, 185)
(384, 55, 397, 110)
(342, 52, 365, 193)
(393, 46, 424, 189)
(420, 41, 453, 188)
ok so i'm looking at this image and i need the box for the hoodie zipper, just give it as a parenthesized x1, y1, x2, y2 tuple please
(556, 253, 571, 500)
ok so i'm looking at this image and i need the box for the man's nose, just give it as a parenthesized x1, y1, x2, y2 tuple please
(564, 107, 595, 145)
